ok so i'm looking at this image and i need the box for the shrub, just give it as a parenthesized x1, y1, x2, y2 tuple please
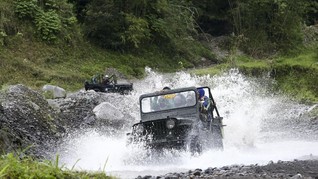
(34, 10, 61, 41)
(14, 0, 76, 42)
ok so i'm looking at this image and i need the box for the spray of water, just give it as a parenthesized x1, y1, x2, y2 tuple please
(57, 68, 318, 178)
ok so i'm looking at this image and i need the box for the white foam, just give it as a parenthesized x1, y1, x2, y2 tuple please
(57, 68, 318, 178)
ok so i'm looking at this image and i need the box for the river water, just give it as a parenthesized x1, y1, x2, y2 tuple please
(57, 68, 318, 178)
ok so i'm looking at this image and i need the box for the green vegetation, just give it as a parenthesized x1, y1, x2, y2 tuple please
(190, 64, 228, 76)
(272, 48, 318, 103)
(0, 153, 113, 178)
(0, 0, 317, 99)
(192, 46, 318, 103)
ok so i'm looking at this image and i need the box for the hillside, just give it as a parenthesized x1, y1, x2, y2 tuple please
(0, 0, 317, 102)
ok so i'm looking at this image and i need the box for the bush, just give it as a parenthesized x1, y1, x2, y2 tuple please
(14, 0, 38, 19)
(34, 10, 61, 41)
(14, 0, 77, 42)
(229, 0, 307, 56)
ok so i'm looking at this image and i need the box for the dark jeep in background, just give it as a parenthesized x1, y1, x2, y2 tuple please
(84, 74, 133, 95)
(84, 81, 133, 94)
(127, 86, 224, 154)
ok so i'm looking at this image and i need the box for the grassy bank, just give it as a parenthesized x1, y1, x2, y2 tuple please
(1, 38, 317, 102)
(0, 38, 187, 91)
(0, 153, 113, 178)
(191, 47, 318, 103)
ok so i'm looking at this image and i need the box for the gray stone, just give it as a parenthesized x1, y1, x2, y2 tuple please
(204, 167, 215, 174)
(42, 84, 66, 98)
(93, 102, 124, 120)
(0, 84, 65, 156)
(193, 170, 201, 176)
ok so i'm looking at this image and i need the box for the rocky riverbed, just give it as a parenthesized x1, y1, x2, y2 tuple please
(0, 84, 135, 157)
(1, 84, 318, 179)
(136, 159, 318, 179)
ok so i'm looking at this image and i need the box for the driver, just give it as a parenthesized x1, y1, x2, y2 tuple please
(102, 75, 110, 85)
(102, 74, 117, 85)
(151, 87, 174, 110)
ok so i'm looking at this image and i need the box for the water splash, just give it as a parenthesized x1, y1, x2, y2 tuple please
(57, 68, 318, 178)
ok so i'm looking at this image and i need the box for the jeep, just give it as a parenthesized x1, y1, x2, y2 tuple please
(127, 86, 224, 154)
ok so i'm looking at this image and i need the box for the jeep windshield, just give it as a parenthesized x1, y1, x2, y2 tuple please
(141, 90, 197, 113)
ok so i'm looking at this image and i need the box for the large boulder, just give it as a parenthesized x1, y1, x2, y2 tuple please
(42, 84, 66, 98)
(0, 84, 65, 157)
(49, 90, 136, 134)
(47, 90, 102, 130)
(93, 102, 127, 131)
(0, 85, 137, 157)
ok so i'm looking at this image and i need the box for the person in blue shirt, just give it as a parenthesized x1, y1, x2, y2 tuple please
(198, 88, 210, 108)
(197, 88, 212, 122)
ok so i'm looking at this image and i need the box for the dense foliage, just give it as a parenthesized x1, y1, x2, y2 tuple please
(2, 0, 316, 56)
(229, 0, 307, 56)
(80, 0, 205, 63)
(67, 0, 317, 57)
(0, 0, 317, 100)
(13, 0, 78, 42)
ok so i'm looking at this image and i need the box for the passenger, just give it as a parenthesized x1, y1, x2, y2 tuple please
(160, 86, 176, 109)
(197, 88, 211, 122)
(162, 86, 178, 100)
(161, 96, 178, 109)
(91, 73, 102, 84)
(110, 74, 118, 84)
(174, 94, 186, 108)
(198, 88, 210, 109)
(186, 92, 196, 106)
(92, 75, 98, 84)
(158, 97, 170, 110)
(150, 87, 172, 111)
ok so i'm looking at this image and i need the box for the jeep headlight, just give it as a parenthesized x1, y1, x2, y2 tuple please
(134, 124, 144, 134)
(166, 119, 175, 129)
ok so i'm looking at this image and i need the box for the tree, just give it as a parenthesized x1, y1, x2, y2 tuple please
(190, 0, 232, 36)
(14, 0, 78, 42)
(83, 0, 198, 54)
(228, 0, 308, 56)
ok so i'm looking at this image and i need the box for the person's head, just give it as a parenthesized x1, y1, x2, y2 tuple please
(198, 88, 205, 99)
(158, 97, 168, 109)
(163, 86, 171, 90)
(174, 95, 184, 107)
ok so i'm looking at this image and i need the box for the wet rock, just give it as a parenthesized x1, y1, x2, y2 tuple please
(221, 166, 230, 170)
(51, 90, 136, 133)
(163, 174, 178, 179)
(0, 84, 65, 157)
(193, 169, 201, 176)
(42, 84, 66, 98)
(204, 167, 215, 174)
(290, 173, 302, 179)
(93, 102, 124, 120)
(142, 175, 152, 179)
(139, 160, 318, 179)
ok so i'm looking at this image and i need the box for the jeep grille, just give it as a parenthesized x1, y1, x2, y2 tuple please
(143, 119, 189, 141)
